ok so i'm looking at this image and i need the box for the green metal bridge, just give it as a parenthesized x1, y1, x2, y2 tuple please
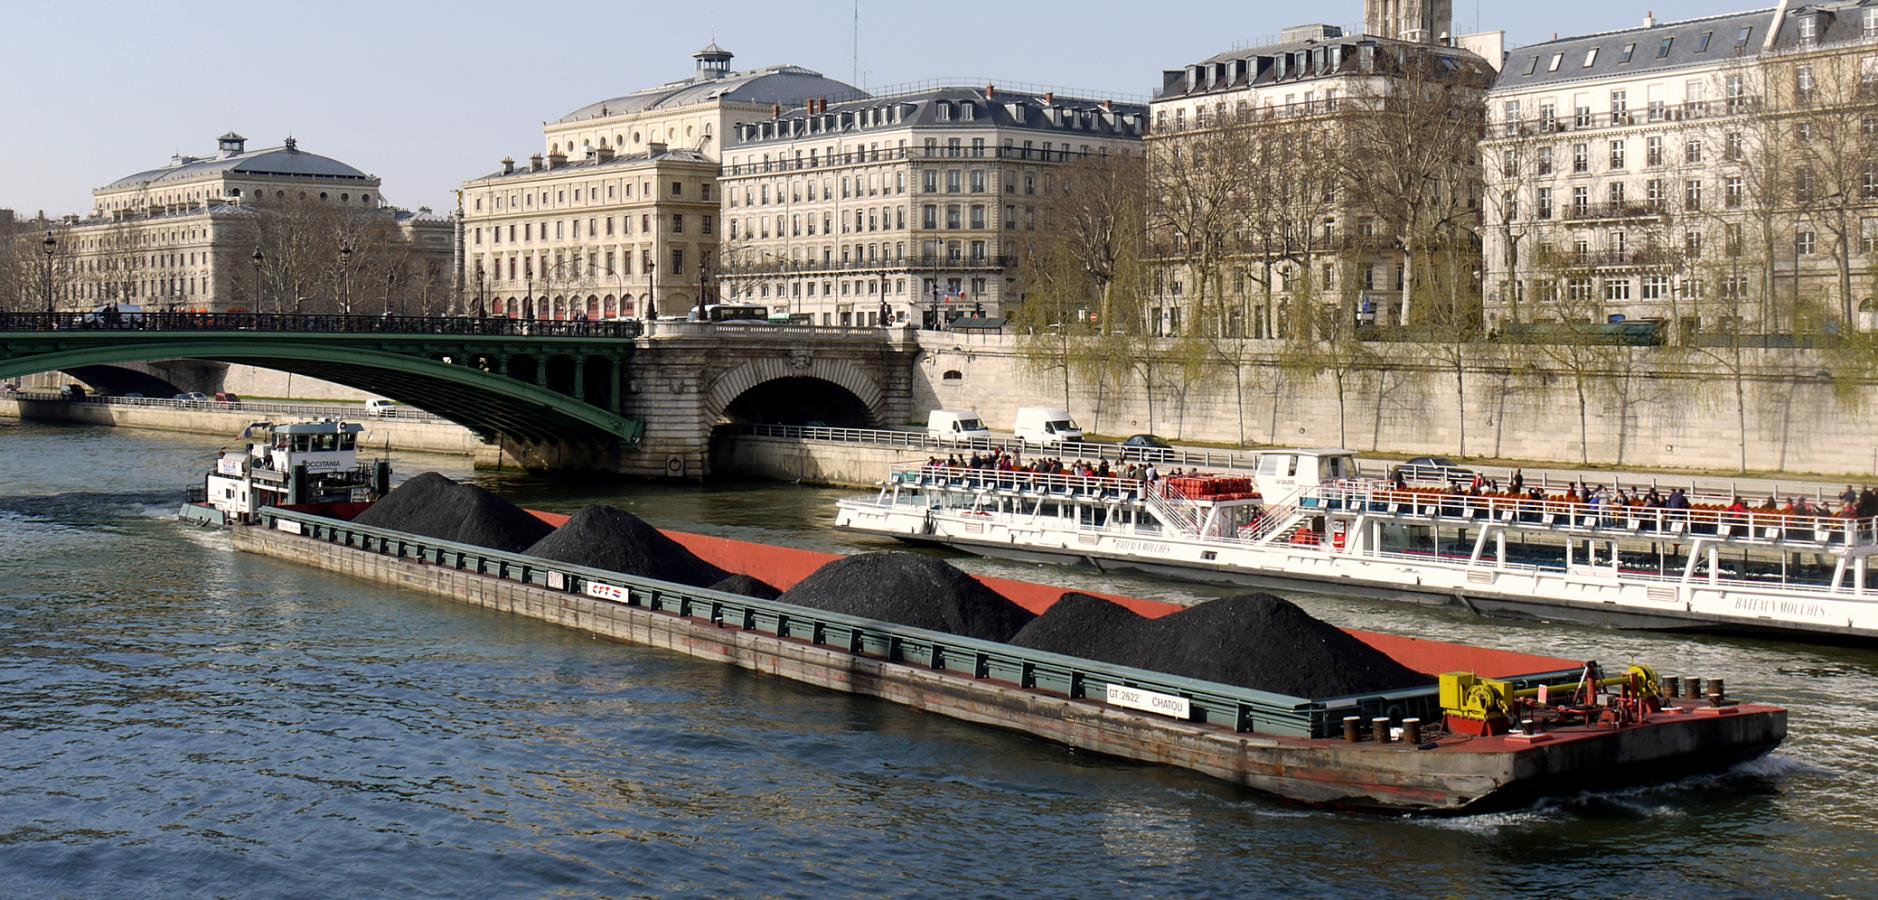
(0, 313, 644, 450)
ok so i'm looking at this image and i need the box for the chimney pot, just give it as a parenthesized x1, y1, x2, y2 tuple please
(530, 154, 544, 172)
(501, 156, 515, 175)
(1103, 98, 1113, 111)
(986, 84, 996, 99)
(1644, 10, 1656, 28)
(1044, 91, 1054, 106)
(773, 103, 783, 118)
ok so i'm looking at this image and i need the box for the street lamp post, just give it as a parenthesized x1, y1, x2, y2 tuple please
(645, 258, 656, 323)
(251, 248, 265, 312)
(338, 241, 353, 316)
(475, 262, 486, 318)
(42, 231, 56, 315)
(696, 254, 711, 323)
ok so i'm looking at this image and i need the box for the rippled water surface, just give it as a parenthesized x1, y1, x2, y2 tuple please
(1, 421, 1874, 897)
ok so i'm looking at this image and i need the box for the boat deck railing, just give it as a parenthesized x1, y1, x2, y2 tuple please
(1307, 480, 1878, 551)
(260, 505, 1531, 739)
(887, 464, 1151, 502)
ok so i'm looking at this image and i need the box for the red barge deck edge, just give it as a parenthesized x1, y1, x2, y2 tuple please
(241, 504, 1787, 813)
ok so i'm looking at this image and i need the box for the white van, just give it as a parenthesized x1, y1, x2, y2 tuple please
(926, 410, 991, 443)
(1013, 406, 1083, 446)
(365, 398, 398, 418)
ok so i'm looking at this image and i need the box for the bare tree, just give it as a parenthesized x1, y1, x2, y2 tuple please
(1336, 49, 1492, 325)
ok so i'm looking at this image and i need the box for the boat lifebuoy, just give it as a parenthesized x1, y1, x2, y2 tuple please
(1331, 519, 1347, 551)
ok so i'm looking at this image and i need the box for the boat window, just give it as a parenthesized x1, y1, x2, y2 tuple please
(290, 435, 309, 452)
(1259, 455, 1284, 475)
(313, 434, 338, 452)
(1286, 456, 1299, 477)
(340, 434, 356, 451)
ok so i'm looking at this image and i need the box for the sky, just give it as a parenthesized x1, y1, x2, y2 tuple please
(0, 0, 1755, 218)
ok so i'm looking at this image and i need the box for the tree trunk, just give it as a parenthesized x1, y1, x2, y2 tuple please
(1334, 369, 1348, 449)
(1574, 375, 1591, 466)
(1734, 363, 1749, 475)
(1454, 362, 1467, 459)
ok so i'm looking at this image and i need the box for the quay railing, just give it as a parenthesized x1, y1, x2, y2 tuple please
(10, 391, 449, 425)
(260, 505, 1494, 739)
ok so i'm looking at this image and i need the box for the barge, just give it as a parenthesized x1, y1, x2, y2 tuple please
(834, 451, 1878, 642)
(225, 499, 1786, 814)
(179, 419, 389, 527)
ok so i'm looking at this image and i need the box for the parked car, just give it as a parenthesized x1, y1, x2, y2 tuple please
(174, 391, 210, 406)
(60, 384, 87, 400)
(1121, 433, 1176, 461)
(365, 398, 398, 418)
(1392, 456, 1475, 484)
(122, 392, 144, 399)
(214, 391, 241, 406)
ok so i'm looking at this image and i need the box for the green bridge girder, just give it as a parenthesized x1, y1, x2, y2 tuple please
(0, 330, 643, 447)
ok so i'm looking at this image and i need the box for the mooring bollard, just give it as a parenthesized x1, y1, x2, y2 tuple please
(1708, 677, 1726, 706)
(1664, 675, 1681, 699)
(1401, 717, 1422, 744)
(1372, 717, 1391, 743)
(1343, 716, 1362, 743)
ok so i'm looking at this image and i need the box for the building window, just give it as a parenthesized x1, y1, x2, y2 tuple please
(1537, 188, 1553, 220)
(1726, 176, 1744, 209)
(702, 215, 714, 235)
(1537, 146, 1554, 175)
(1646, 136, 1663, 167)
(1685, 180, 1703, 211)
(1609, 140, 1626, 170)
(1641, 275, 1669, 300)
(1605, 278, 1631, 302)
(1726, 132, 1743, 161)
(671, 247, 685, 270)
(1799, 231, 1817, 256)
(671, 214, 684, 234)
(1572, 143, 1589, 173)
(671, 181, 683, 197)
(1685, 139, 1704, 164)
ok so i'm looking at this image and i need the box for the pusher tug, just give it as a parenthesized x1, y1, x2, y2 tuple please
(180, 419, 391, 527)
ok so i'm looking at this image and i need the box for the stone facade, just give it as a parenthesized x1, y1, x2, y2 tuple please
(716, 87, 1146, 325)
(461, 44, 860, 320)
(1483, 2, 1878, 333)
(45, 133, 449, 313)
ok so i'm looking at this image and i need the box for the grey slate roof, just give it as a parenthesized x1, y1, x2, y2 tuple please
(732, 86, 1146, 147)
(1770, 1, 1878, 52)
(1159, 32, 1491, 100)
(556, 64, 863, 123)
(465, 146, 715, 184)
(103, 143, 373, 191)
(1494, 8, 1778, 92)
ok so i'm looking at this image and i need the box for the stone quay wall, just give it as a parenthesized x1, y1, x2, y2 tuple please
(911, 333, 1878, 477)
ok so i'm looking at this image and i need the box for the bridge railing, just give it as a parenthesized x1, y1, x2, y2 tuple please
(0, 312, 645, 339)
(731, 423, 1266, 471)
(9, 390, 450, 424)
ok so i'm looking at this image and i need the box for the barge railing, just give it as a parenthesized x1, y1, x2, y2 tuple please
(259, 506, 1583, 739)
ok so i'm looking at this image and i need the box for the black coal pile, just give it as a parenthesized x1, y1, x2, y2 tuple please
(779, 552, 1034, 642)
(708, 574, 782, 600)
(1011, 592, 1431, 699)
(525, 505, 728, 587)
(353, 472, 553, 553)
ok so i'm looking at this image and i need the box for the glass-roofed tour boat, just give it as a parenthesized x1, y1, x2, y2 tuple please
(835, 449, 1878, 642)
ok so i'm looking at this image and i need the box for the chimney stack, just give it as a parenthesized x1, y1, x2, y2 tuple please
(529, 154, 544, 172)
(1643, 10, 1656, 28)
(501, 156, 515, 175)
(595, 146, 615, 162)
(547, 150, 567, 169)
(1043, 91, 1054, 106)
(1103, 98, 1113, 111)
(648, 141, 668, 156)
(986, 84, 996, 99)
(773, 103, 783, 118)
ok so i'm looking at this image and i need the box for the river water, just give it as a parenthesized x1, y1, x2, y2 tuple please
(1, 421, 1873, 897)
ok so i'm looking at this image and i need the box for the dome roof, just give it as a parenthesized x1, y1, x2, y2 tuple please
(555, 63, 862, 123)
(101, 139, 374, 192)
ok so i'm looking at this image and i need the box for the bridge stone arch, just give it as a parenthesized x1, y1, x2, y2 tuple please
(704, 355, 885, 425)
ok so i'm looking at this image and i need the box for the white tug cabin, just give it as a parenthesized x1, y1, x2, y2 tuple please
(835, 448, 1878, 642)
(185, 420, 389, 526)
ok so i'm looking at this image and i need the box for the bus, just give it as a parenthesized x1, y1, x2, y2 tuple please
(688, 303, 770, 324)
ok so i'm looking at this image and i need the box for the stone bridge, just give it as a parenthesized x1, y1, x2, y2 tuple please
(0, 313, 919, 477)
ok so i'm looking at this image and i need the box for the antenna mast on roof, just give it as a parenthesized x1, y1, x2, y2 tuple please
(852, 0, 859, 86)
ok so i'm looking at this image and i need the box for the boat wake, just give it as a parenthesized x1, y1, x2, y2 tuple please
(1413, 753, 1824, 829)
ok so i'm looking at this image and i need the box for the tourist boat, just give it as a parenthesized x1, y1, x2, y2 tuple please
(179, 420, 391, 527)
(834, 450, 1878, 642)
